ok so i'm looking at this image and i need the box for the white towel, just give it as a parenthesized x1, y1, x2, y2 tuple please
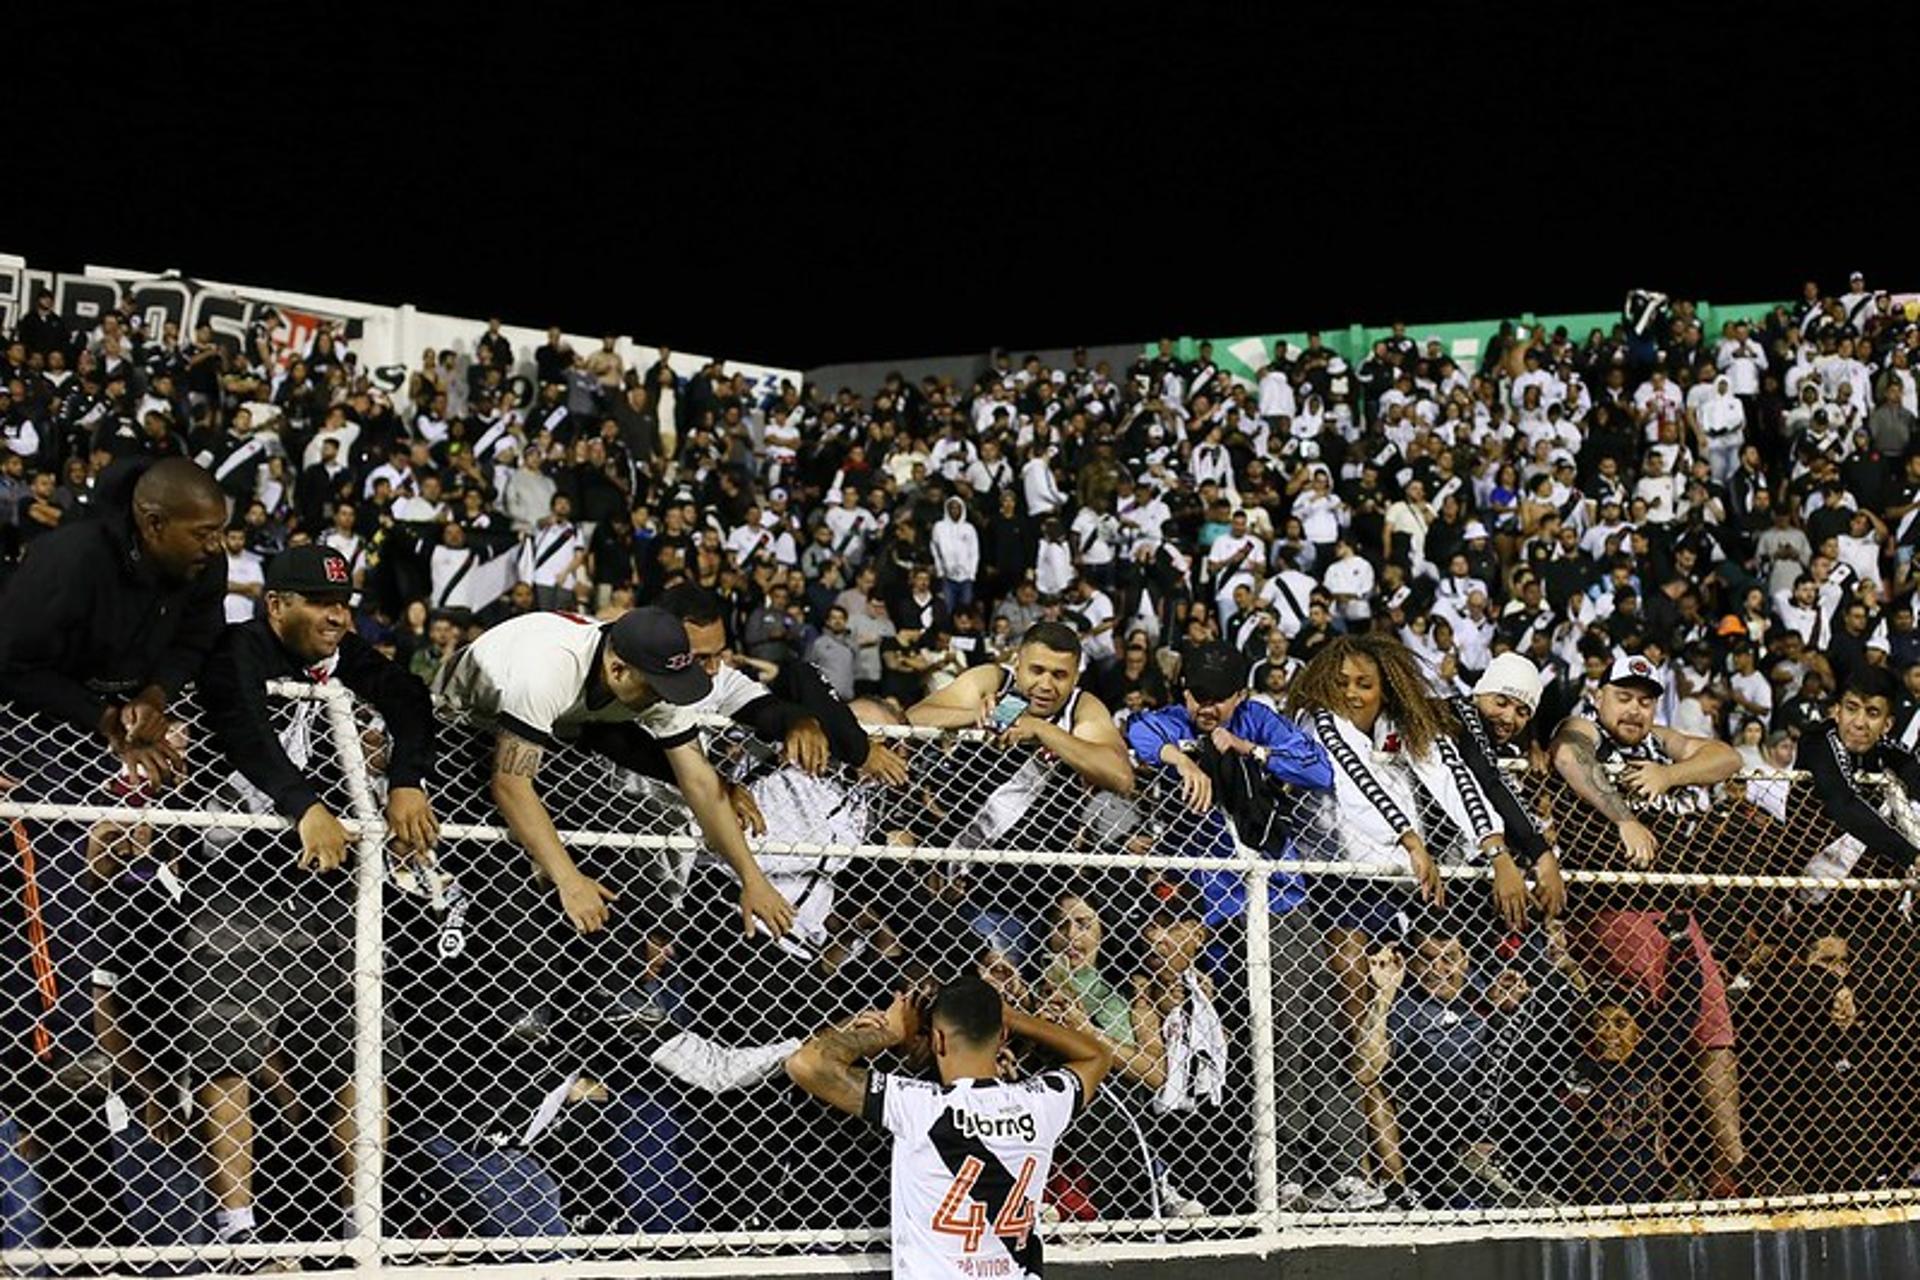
(1153, 970, 1226, 1114)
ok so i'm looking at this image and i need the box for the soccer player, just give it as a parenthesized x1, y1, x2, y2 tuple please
(786, 974, 1112, 1280)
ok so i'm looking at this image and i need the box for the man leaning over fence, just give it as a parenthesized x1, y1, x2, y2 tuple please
(1548, 653, 1747, 1197)
(660, 583, 908, 787)
(430, 604, 794, 1068)
(193, 543, 442, 1249)
(904, 621, 1134, 959)
(1442, 653, 1567, 932)
(1783, 665, 1920, 1177)
(1122, 641, 1367, 1210)
(0, 458, 226, 1073)
(1789, 666, 1920, 888)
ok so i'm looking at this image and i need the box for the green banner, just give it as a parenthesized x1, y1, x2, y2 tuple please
(1148, 298, 1787, 382)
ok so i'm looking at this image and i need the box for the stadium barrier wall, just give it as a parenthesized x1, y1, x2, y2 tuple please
(0, 251, 804, 405)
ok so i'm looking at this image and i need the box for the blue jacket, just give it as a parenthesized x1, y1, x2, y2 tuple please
(1126, 701, 1333, 924)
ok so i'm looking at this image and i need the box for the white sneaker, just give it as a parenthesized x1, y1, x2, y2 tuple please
(1278, 1180, 1311, 1211)
(1155, 1175, 1206, 1218)
(1310, 1175, 1387, 1211)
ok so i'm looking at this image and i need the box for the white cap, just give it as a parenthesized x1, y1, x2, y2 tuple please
(1462, 520, 1489, 540)
(1472, 653, 1542, 714)
(1605, 652, 1665, 694)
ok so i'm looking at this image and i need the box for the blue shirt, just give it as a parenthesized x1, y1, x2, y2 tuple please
(1125, 700, 1333, 923)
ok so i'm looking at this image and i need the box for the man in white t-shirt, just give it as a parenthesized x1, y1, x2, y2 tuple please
(431, 606, 795, 940)
(787, 974, 1111, 1280)
(223, 527, 264, 624)
(1716, 322, 1767, 402)
(1264, 547, 1320, 639)
(1207, 509, 1264, 614)
(1321, 539, 1375, 625)
(1835, 509, 1886, 590)
(1070, 576, 1116, 667)
(1727, 645, 1773, 723)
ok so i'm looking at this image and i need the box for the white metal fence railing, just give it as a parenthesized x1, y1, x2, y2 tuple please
(0, 683, 1917, 1276)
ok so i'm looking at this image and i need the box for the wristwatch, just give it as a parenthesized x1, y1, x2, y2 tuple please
(1252, 745, 1271, 766)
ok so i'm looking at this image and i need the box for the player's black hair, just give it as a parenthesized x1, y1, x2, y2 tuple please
(930, 973, 1004, 1048)
(658, 583, 725, 626)
(1020, 621, 1080, 658)
(1842, 665, 1898, 708)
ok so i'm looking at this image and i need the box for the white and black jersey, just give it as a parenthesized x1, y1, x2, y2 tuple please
(864, 1069, 1082, 1280)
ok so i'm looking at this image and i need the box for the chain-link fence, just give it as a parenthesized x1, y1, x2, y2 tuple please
(1, 684, 1918, 1275)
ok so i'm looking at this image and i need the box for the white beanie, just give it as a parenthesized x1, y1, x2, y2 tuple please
(1472, 653, 1542, 714)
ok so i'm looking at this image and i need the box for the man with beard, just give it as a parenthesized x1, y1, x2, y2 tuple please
(904, 622, 1133, 957)
(1549, 654, 1745, 1196)
(1441, 653, 1567, 931)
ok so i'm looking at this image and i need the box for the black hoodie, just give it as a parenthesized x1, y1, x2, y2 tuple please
(0, 457, 226, 733)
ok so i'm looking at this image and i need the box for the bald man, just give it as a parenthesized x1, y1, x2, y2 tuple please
(0, 456, 227, 1068)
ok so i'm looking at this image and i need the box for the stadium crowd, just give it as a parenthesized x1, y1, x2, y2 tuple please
(2, 273, 1920, 1261)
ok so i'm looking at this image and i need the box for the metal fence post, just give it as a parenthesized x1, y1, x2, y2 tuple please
(318, 686, 388, 1276)
(1242, 858, 1280, 1244)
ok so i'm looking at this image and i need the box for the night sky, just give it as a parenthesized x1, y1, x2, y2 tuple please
(13, 5, 1908, 371)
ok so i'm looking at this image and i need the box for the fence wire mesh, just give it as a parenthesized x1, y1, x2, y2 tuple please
(0, 682, 1917, 1275)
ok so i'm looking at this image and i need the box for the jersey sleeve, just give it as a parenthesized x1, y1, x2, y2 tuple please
(864, 1070, 942, 1137)
(1032, 1068, 1085, 1138)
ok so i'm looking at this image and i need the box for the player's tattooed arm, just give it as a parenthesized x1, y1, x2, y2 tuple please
(786, 997, 917, 1118)
(494, 731, 544, 779)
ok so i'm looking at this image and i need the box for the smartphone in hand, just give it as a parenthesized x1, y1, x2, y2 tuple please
(990, 693, 1030, 731)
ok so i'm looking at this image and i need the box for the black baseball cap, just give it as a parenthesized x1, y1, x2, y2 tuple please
(265, 545, 354, 598)
(607, 607, 712, 706)
(1184, 642, 1248, 703)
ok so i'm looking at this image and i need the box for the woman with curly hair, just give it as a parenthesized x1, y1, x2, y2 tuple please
(1287, 632, 1507, 1203)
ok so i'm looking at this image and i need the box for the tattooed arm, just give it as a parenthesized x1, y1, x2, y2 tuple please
(786, 994, 918, 1118)
(1549, 717, 1657, 867)
(489, 729, 617, 933)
